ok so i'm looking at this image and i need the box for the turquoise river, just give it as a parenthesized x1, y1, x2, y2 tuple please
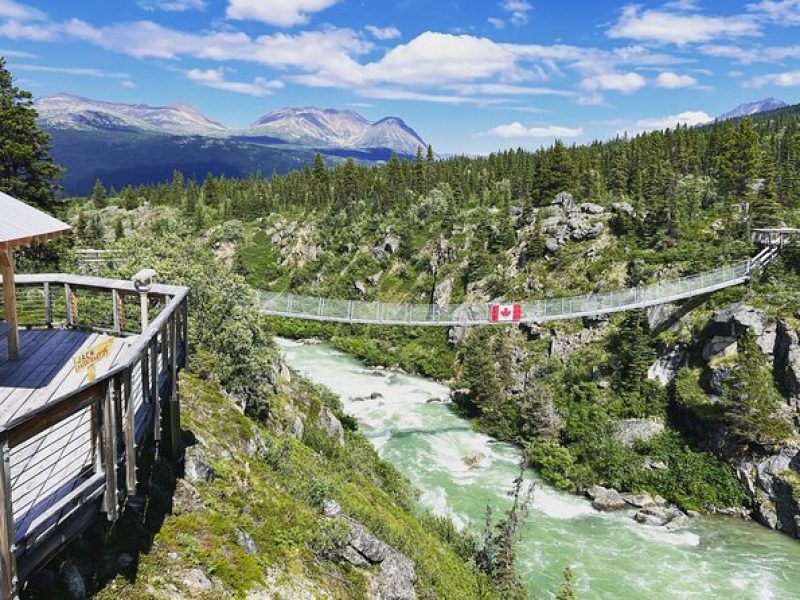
(277, 338, 800, 599)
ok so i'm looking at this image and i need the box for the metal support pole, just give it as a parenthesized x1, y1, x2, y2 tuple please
(0, 437, 18, 600)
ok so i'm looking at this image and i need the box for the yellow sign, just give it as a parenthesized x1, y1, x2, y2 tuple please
(73, 336, 114, 382)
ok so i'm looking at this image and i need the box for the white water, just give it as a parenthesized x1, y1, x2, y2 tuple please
(277, 338, 800, 599)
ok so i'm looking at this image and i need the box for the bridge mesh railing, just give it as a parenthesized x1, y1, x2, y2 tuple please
(259, 259, 753, 326)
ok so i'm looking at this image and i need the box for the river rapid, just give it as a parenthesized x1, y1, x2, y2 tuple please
(277, 338, 800, 599)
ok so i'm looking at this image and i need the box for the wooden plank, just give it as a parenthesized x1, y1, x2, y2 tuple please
(100, 382, 117, 521)
(15, 473, 104, 553)
(168, 314, 181, 461)
(123, 366, 136, 496)
(0, 249, 18, 361)
(0, 330, 88, 413)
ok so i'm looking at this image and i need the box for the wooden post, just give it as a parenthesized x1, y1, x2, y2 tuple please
(139, 292, 149, 332)
(112, 289, 121, 334)
(150, 338, 160, 443)
(168, 313, 181, 461)
(181, 299, 189, 368)
(0, 435, 18, 599)
(123, 367, 137, 496)
(64, 283, 74, 327)
(43, 282, 52, 327)
(1, 249, 19, 360)
(101, 382, 119, 521)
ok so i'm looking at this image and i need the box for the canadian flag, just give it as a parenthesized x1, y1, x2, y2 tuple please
(490, 303, 522, 322)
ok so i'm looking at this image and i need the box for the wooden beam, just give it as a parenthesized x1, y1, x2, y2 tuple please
(1, 249, 19, 360)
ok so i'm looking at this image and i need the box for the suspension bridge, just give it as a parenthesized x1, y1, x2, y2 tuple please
(259, 228, 799, 327)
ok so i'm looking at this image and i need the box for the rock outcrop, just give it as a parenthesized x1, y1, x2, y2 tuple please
(673, 303, 800, 539)
(613, 418, 665, 448)
(324, 500, 417, 600)
(540, 192, 607, 253)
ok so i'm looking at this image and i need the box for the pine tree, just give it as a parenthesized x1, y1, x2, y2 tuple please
(91, 179, 107, 208)
(721, 332, 793, 444)
(750, 157, 782, 227)
(0, 58, 61, 210)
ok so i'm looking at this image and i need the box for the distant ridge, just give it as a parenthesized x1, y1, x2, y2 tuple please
(717, 97, 788, 121)
(34, 95, 426, 155)
(33, 94, 428, 195)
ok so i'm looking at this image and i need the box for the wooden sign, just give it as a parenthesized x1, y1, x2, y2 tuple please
(73, 336, 114, 382)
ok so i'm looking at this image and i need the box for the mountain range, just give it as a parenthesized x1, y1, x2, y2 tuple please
(35, 94, 427, 194)
(34, 93, 791, 195)
(716, 97, 788, 121)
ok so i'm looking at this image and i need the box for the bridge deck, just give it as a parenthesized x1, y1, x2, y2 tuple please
(0, 330, 134, 540)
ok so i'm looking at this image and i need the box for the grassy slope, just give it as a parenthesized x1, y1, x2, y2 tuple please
(88, 374, 493, 600)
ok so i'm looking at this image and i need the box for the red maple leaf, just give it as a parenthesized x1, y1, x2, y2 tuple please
(501, 307, 511, 317)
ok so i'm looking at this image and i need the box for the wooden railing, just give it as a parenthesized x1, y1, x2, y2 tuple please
(0, 274, 189, 598)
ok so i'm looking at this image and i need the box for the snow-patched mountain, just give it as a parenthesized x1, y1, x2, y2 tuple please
(240, 107, 426, 153)
(34, 93, 227, 136)
(717, 97, 787, 121)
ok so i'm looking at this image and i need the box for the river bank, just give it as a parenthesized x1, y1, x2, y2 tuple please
(277, 337, 800, 599)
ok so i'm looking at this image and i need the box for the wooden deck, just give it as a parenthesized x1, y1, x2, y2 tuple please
(0, 330, 135, 541)
(0, 273, 189, 598)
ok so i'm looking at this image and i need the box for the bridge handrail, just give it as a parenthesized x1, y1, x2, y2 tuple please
(260, 258, 755, 326)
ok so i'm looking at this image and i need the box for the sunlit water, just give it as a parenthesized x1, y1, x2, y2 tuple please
(277, 338, 800, 599)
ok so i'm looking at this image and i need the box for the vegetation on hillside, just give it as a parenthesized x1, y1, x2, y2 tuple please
(64, 97, 800, 516)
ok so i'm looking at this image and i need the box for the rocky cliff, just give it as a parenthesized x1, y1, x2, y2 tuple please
(669, 303, 800, 538)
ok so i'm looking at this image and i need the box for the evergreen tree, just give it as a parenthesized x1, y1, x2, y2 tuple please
(91, 179, 107, 208)
(0, 58, 61, 210)
(721, 332, 793, 444)
(750, 157, 782, 227)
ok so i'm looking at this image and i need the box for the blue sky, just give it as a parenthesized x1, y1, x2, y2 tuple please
(1, 0, 799, 153)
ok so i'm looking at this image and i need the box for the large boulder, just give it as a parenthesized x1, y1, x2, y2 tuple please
(586, 485, 627, 511)
(707, 303, 767, 338)
(579, 202, 605, 215)
(184, 446, 215, 484)
(318, 406, 345, 447)
(648, 345, 687, 385)
(433, 275, 454, 308)
(551, 191, 577, 212)
(613, 418, 665, 448)
(336, 517, 417, 600)
(373, 233, 401, 260)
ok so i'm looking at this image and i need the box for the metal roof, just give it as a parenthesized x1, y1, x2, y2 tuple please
(0, 191, 71, 250)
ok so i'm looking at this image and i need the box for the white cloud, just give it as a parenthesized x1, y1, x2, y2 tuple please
(122, 80, 137, 88)
(747, 70, 800, 87)
(580, 71, 646, 93)
(480, 121, 583, 138)
(138, 0, 207, 11)
(487, 17, 505, 29)
(700, 43, 800, 63)
(0, 47, 34, 58)
(358, 87, 507, 105)
(449, 83, 577, 97)
(501, 1, 533, 26)
(365, 25, 400, 40)
(655, 71, 698, 88)
(747, 0, 800, 25)
(186, 67, 283, 96)
(10, 63, 131, 78)
(629, 110, 712, 133)
(0, 0, 44, 21)
(608, 5, 761, 45)
(0, 15, 690, 107)
(225, 0, 339, 27)
(576, 93, 605, 105)
(0, 19, 62, 41)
